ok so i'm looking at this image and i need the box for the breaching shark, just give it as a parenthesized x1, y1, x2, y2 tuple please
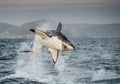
(30, 22, 75, 64)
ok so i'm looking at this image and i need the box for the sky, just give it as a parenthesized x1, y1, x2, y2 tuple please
(0, 0, 120, 25)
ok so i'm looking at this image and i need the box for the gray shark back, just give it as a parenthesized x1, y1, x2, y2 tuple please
(46, 30, 56, 36)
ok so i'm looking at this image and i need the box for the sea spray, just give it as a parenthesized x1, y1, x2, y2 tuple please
(15, 40, 54, 83)
(54, 52, 75, 84)
(92, 68, 120, 81)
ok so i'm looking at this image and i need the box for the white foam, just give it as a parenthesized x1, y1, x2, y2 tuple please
(15, 44, 57, 83)
(54, 53, 76, 84)
(32, 35, 43, 53)
(92, 68, 120, 81)
(18, 42, 32, 52)
(101, 52, 113, 60)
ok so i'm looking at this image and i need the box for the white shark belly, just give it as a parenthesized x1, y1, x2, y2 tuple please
(40, 36, 62, 50)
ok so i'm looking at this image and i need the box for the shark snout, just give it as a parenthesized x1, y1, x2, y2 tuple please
(30, 29, 35, 32)
(70, 44, 75, 50)
(62, 43, 75, 51)
(72, 45, 75, 50)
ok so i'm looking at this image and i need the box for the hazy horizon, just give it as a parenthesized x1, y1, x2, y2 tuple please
(0, 0, 120, 25)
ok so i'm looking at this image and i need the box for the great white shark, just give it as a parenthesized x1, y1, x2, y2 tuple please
(30, 22, 75, 64)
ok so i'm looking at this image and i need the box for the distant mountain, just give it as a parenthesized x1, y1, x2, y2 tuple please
(63, 23, 120, 38)
(0, 20, 120, 38)
(0, 23, 18, 33)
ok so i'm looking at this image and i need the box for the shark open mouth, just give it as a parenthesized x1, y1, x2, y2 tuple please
(62, 44, 69, 51)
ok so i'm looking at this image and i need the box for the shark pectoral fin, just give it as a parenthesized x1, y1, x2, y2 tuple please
(31, 29, 49, 39)
(48, 48, 59, 64)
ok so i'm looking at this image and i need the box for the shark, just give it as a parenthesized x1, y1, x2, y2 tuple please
(30, 22, 75, 64)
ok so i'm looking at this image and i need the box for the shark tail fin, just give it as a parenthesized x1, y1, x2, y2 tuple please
(30, 29, 49, 39)
(56, 22, 62, 34)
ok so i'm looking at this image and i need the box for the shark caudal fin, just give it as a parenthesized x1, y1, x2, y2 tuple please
(48, 48, 59, 64)
(30, 29, 49, 39)
(55, 22, 62, 34)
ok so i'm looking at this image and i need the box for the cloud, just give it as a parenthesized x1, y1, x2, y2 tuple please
(0, 0, 120, 24)
(0, 0, 120, 12)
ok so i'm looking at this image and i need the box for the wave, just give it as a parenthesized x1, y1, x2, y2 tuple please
(92, 68, 120, 83)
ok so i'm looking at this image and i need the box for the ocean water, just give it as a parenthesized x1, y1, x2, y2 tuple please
(0, 38, 120, 84)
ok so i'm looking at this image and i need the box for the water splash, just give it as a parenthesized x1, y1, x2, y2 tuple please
(92, 68, 120, 82)
(13, 21, 58, 83)
(14, 41, 69, 83)
(37, 20, 58, 31)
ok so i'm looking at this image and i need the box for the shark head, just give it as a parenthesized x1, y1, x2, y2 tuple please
(57, 34, 75, 51)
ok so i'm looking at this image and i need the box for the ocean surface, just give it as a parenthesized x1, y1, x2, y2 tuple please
(0, 38, 120, 84)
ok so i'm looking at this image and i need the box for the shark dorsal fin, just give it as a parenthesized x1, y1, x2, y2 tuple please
(48, 48, 59, 64)
(30, 29, 49, 39)
(55, 22, 62, 34)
